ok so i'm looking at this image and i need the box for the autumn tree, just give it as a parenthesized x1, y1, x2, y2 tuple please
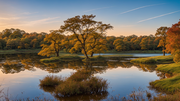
(155, 27, 169, 56)
(113, 38, 125, 51)
(61, 15, 113, 59)
(140, 37, 148, 50)
(106, 36, 116, 50)
(38, 30, 65, 57)
(166, 20, 180, 63)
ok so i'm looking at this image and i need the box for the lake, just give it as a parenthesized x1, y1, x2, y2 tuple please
(0, 53, 167, 100)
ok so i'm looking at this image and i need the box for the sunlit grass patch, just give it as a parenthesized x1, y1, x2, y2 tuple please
(156, 62, 180, 75)
(130, 55, 173, 64)
(150, 74, 180, 94)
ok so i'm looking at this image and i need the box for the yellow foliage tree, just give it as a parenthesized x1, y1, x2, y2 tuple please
(61, 15, 113, 59)
(38, 30, 65, 57)
(113, 38, 125, 51)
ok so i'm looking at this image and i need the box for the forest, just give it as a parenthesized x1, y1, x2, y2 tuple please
(0, 28, 162, 52)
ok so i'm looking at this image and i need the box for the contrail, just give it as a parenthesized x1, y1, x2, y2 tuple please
(137, 10, 180, 23)
(120, 3, 165, 14)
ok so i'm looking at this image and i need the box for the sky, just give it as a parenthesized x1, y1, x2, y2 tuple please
(0, 0, 180, 36)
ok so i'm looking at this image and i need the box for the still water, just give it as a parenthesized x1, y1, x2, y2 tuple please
(0, 53, 166, 100)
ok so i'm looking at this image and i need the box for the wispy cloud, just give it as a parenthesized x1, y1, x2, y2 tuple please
(0, 17, 21, 20)
(27, 17, 60, 26)
(84, 6, 113, 12)
(137, 10, 180, 23)
(120, 3, 165, 14)
(0, 17, 61, 27)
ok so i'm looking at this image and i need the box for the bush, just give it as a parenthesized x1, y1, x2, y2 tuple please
(55, 77, 108, 96)
(39, 75, 63, 86)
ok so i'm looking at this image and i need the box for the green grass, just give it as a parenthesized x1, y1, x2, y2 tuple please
(150, 74, 180, 94)
(0, 49, 41, 54)
(130, 55, 173, 64)
(149, 62, 180, 94)
(156, 62, 180, 75)
(41, 53, 132, 63)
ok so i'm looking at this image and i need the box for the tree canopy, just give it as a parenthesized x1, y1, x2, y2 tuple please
(61, 14, 113, 59)
(38, 30, 65, 57)
(166, 20, 180, 63)
(155, 27, 169, 56)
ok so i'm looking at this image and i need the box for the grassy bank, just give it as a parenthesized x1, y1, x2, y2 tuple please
(130, 55, 173, 64)
(150, 62, 180, 94)
(41, 53, 133, 63)
(40, 54, 82, 63)
(0, 49, 41, 54)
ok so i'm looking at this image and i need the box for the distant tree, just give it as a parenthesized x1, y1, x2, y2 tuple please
(113, 39, 125, 51)
(166, 21, 180, 63)
(6, 39, 20, 49)
(61, 14, 113, 59)
(123, 37, 130, 51)
(155, 27, 169, 56)
(106, 36, 116, 50)
(0, 39, 6, 49)
(2, 29, 12, 38)
(140, 37, 148, 50)
(38, 30, 65, 57)
(9, 29, 23, 39)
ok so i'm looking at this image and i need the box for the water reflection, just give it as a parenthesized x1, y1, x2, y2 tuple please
(0, 53, 163, 100)
(0, 54, 140, 74)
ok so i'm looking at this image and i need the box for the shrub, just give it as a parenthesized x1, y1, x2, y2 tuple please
(55, 77, 108, 96)
(39, 75, 63, 86)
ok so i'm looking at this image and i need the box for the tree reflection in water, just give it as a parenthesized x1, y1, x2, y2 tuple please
(0, 53, 162, 100)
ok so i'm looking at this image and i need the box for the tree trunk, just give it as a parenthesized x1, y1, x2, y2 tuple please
(56, 51, 59, 57)
(83, 48, 89, 59)
(90, 52, 94, 57)
(163, 44, 165, 56)
(163, 51, 165, 56)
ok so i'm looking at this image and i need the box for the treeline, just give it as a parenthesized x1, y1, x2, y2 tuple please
(0, 28, 47, 49)
(0, 28, 161, 51)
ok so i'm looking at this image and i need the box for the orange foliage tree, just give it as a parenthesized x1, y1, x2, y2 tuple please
(166, 20, 180, 63)
(155, 27, 169, 56)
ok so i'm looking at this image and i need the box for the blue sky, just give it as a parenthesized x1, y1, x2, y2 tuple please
(0, 0, 180, 36)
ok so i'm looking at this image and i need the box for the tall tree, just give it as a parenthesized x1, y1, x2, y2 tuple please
(61, 14, 113, 59)
(166, 21, 180, 63)
(155, 27, 169, 56)
(38, 30, 65, 57)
